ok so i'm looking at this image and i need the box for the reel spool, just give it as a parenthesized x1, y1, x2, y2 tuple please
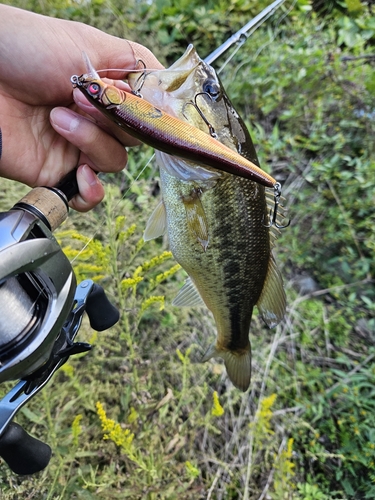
(0, 276, 39, 351)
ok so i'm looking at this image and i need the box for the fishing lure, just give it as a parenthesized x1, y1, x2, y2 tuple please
(71, 55, 278, 187)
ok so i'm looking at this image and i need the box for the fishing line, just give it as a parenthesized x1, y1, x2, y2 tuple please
(216, 40, 244, 75)
(215, 1, 289, 76)
(216, 2, 288, 74)
(96, 68, 164, 75)
(230, 0, 297, 81)
(204, 0, 287, 65)
(252, 0, 297, 61)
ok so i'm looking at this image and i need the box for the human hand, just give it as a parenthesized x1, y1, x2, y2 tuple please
(0, 5, 163, 211)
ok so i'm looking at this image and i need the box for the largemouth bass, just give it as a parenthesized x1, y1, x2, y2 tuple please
(128, 45, 286, 391)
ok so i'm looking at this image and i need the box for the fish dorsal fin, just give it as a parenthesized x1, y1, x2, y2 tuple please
(257, 254, 286, 328)
(182, 189, 209, 251)
(172, 277, 205, 307)
(143, 199, 167, 241)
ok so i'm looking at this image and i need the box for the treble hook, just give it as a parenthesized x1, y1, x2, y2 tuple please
(183, 93, 218, 138)
(263, 182, 290, 229)
(131, 60, 147, 98)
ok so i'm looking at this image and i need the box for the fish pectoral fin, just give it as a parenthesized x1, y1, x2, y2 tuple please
(256, 254, 286, 328)
(156, 151, 221, 182)
(172, 277, 205, 307)
(182, 190, 209, 251)
(202, 343, 251, 392)
(143, 199, 167, 241)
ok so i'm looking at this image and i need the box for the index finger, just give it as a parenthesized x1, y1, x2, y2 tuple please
(97, 40, 165, 81)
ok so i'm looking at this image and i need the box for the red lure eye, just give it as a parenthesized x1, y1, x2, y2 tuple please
(88, 82, 101, 96)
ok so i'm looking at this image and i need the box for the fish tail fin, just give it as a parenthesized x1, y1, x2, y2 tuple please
(202, 343, 251, 392)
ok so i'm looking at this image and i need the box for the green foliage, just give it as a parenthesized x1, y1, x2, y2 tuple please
(296, 480, 331, 500)
(290, 361, 375, 497)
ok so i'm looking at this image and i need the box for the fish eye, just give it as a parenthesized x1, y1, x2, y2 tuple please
(202, 79, 221, 100)
(88, 82, 101, 96)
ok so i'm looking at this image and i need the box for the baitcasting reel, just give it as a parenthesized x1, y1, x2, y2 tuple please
(0, 172, 119, 475)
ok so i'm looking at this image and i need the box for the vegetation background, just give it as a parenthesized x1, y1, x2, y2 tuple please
(0, 0, 375, 498)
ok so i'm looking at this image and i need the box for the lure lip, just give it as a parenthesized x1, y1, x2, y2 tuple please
(71, 52, 103, 93)
(82, 51, 100, 79)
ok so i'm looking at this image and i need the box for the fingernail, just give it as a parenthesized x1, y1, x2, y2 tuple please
(51, 108, 80, 133)
(81, 164, 99, 186)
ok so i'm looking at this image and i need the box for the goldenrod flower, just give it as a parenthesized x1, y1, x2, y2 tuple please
(121, 276, 143, 290)
(96, 402, 134, 451)
(211, 391, 224, 417)
(140, 296, 165, 315)
(149, 264, 181, 287)
(141, 251, 173, 271)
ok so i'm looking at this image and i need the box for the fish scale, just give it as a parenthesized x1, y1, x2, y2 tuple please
(186, 177, 268, 343)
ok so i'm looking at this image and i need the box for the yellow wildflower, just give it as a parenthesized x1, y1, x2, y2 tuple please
(141, 251, 173, 271)
(149, 264, 181, 287)
(121, 276, 143, 290)
(118, 223, 137, 244)
(133, 266, 143, 279)
(211, 391, 224, 417)
(114, 215, 126, 233)
(139, 295, 165, 315)
(96, 402, 134, 450)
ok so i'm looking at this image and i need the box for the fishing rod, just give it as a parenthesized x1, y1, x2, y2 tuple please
(204, 0, 287, 65)
(0, 0, 287, 475)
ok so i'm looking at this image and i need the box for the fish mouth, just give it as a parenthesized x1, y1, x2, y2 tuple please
(160, 63, 200, 92)
(155, 45, 202, 91)
(168, 44, 201, 72)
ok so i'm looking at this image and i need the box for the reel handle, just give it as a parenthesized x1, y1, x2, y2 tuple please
(0, 422, 51, 475)
(86, 283, 120, 331)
